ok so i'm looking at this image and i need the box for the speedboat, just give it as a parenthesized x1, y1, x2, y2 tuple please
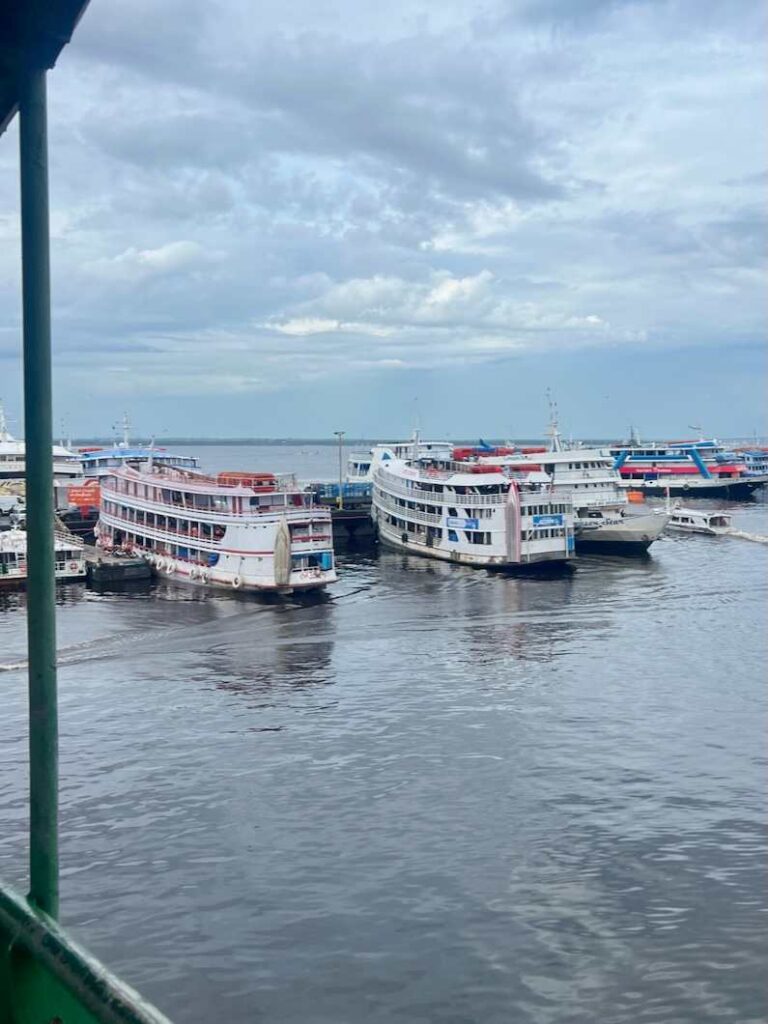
(667, 507, 732, 535)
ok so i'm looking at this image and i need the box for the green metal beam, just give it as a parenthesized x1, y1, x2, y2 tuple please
(19, 66, 58, 919)
(0, 883, 173, 1024)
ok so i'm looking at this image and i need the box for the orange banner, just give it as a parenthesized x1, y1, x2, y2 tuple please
(67, 483, 101, 508)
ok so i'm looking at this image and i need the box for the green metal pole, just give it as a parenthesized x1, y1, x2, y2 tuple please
(19, 66, 59, 919)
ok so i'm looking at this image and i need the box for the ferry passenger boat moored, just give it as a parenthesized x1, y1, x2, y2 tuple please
(78, 416, 198, 480)
(610, 433, 768, 498)
(0, 529, 86, 586)
(97, 465, 337, 593)
(465, 418, 669, 554)
(371, 440, 574, 568)
(485, 447, 668, 554)
(0, 401, 82, 489)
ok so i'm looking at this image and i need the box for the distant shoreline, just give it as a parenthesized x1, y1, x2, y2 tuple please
(72, 437, 557, 447)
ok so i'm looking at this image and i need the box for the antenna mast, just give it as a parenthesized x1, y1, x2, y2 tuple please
(545, 388, 562, 453)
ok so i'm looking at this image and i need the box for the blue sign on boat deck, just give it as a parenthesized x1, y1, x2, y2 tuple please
(447, 516, 480, 530)
(532, 514, 564, 528)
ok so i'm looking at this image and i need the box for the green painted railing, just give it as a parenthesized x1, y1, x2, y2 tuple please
(0, 885, 171, 1024)
(1, 20, 174, 1023)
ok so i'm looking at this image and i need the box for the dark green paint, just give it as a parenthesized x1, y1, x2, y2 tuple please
(0, 884, 173, 1023)
(19, 66, 59, 921)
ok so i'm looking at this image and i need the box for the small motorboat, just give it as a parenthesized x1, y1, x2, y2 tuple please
(667, 506, 732, 535)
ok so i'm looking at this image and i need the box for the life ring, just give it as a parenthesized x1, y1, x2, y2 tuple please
(201, 569, 210, 583)
(155, 557, 164, 571)
(165, 561, 175, 575)
(190, 565, 199, 580)
(231, 576, 242, 589)
(69, 561, 79, 572)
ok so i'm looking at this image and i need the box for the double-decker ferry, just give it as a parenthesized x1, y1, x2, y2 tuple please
(610, 434, 768, 497)
(371, 440, 574, 568)
(461, 416, 669, 554)
(0, 401, 81, 490)
(473, 447, 668, 554)
(0, 529, 86, 586)
(78, 416, 198, 480)
(97, 465, 337, 594)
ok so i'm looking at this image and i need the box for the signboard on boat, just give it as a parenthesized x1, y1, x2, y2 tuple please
(446, 516, 480, 530)
(532, 514, 564, 528)
(67, 482, 101, 508)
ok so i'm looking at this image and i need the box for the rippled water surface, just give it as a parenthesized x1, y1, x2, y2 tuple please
(1, 446, 766, 1023)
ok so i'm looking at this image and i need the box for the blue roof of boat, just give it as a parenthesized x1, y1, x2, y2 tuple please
(79, 447, 190, 461)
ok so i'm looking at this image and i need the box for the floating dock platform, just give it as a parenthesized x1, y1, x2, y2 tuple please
(84, 545, 151, 584)
(309, 483, 375, 544)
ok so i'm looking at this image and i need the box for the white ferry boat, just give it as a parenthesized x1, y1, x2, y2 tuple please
(609, 431, 768, 498)
(0, 402, 81, 488)
(79, 417, 198, 480)
(371, 440, 574, 568)
(472, 440, 668, 554)
(97, 465, 337, 594)
(0, 529, 86, 586)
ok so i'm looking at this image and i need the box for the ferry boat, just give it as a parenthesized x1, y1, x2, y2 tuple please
(97, 465, 337, 593)
(666, 506, 732, 535)
(0, 401, 81, 489)
(736, 446, 768, 481)
(0, 528, 86, 586)
(487, 448, 667, 554)
(466, 418, 669, 554)
(371, 439, 574, 568)
(609, 431, 768, 498)
(78, 415, 198, 479)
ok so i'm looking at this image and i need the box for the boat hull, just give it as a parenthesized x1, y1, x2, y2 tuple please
(376, 522, 568, 569)
(146, 555, 336, 594)
(622, 478, 765, 499)
(575, 512, 669, 555)
(0, 569, 86, 588)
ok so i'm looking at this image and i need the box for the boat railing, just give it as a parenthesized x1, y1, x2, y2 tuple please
(550, 491, 625, 509)
(101, 481, 320, 520)
(100, 507, 332, 547)
(373, 470, 507, 505)
(374, 491, 443, 528)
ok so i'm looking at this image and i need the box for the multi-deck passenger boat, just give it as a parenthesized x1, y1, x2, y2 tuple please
(0, 528, 86, 586)
(465, 418, 669, 554)
(0, 401, 81, 491)
(371, 440, 574, 568)
(78, 416, 199, 480)
(483, 448, 668, 554)
(610, 433, 768, 498)
(97, 465, 337, 593)
(736, 446, 768, 481)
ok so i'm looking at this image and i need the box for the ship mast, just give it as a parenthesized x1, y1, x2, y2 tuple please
(546, 389, 562, 453)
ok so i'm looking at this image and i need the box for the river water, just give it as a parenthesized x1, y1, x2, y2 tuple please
(1, 446, 766, 1024)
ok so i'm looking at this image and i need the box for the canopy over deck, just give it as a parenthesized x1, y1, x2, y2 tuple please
(0, 0, 90, 134)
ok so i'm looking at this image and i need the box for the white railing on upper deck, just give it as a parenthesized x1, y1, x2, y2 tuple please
(101, 481, 323, 523)
(373, 469, 507, 506)
(374, 491, 443, 527)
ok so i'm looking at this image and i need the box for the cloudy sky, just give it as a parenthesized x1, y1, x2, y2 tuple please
(0, 0, 766, 439)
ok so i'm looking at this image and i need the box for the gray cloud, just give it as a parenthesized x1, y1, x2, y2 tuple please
(0, 0, 765, 434)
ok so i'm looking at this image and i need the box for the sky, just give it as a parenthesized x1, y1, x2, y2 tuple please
(0, 0, 766, 440)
